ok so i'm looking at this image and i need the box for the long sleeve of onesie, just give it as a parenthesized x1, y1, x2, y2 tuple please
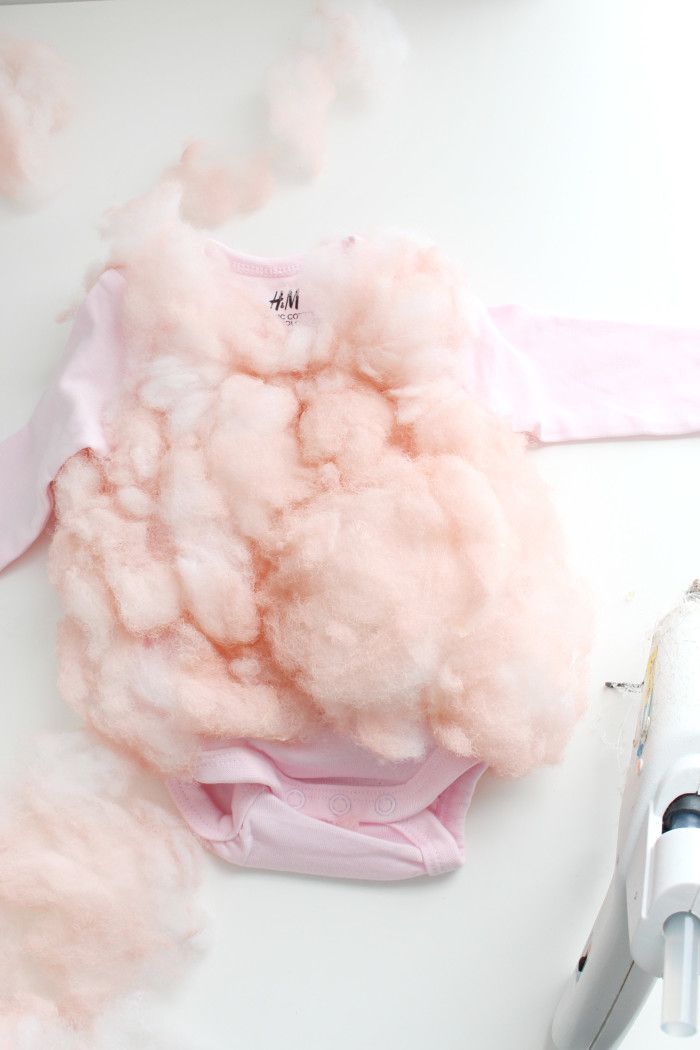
(478, 304, 700, 443)
(0, 268, 124, 572)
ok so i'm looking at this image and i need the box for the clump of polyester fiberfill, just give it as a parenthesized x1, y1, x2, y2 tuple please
(0, 32, 77, 204)
(165, 0, 409, 225)
(0, 732, 203, 1026)
(0, 998, 220, 1050)
(49, 215, 592, 779)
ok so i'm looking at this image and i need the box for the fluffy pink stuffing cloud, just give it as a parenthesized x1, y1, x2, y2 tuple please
(0, 32, 77, 205)
(0, 998, 218, 1050)
(49, 194, 592, 778)
(0, 732, 203, 1028)
(166, 0, 409, 227)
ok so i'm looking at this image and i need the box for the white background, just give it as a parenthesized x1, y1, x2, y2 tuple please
(1, 1, 700, 1047)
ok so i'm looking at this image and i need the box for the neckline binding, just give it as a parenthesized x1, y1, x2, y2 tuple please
(206, 234, 359, 279)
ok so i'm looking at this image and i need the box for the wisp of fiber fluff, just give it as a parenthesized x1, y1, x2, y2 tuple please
(0, 32, 77, 205)
(164, 0, 409, 224)
(264, 0, 408, 181)
(0, 998, 219, 1050)
(49, 214, 591, 778)
(163, 140, 275, 230)
(303, 0, 409, 100)
(0, 732, 203, 1026)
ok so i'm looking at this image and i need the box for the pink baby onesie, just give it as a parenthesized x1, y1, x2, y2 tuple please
(168, 731, 485, 880)
(2, 233, 700, 881)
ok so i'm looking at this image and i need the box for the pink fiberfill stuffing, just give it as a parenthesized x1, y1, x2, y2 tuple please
(0, 732, 203, 1027)
(0, 32, 77, 205)
(0, 3, 405, 222)
(167, 0, 408, 226)
(0, 1000, 217, 1050)
(47, 196, 592, 779)
(164, 140, 275, 230)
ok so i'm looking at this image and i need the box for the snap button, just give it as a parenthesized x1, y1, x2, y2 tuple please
(286, 789, 305, 809)
(375, 794, 396, 817)
(329, 793, 351, 816)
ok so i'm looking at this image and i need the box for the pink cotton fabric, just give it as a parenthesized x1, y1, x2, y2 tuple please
(0, 268, 123, 572)
(481, 305, 700, 442)
(167, 730, 485, 880)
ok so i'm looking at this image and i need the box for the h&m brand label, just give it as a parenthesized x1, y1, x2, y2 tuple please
(269, 288, 302, 326)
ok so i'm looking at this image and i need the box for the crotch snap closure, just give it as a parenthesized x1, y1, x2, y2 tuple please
(329, 793, 351, 816)
(286, 789, 306, 809)
(374, 794, 396, 817)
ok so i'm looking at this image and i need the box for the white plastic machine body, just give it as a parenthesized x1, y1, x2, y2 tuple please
(552, 585, 700, 1049)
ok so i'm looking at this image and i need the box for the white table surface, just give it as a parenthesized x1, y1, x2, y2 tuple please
(1, 1, 700, 1047)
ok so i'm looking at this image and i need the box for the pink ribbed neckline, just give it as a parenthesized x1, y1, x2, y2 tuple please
(207, 233, 359, 279)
